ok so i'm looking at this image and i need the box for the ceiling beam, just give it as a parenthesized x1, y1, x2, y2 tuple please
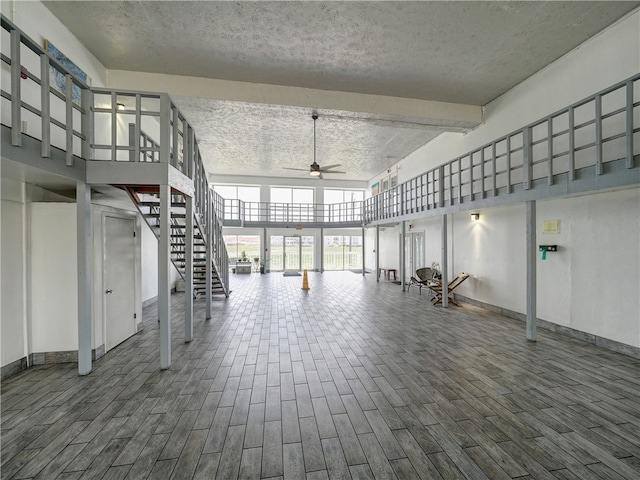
(107, 70, 482, 129)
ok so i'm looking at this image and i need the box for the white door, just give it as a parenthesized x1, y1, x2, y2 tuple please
(104, 216, 136, 351)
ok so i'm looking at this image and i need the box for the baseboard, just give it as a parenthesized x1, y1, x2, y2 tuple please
(1, 345, 106, 381)
(142, 296, 157, 308)
(453, 294, 640, 359)
(1, 357, 28, 381)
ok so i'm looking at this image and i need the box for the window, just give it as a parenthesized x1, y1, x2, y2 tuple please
(270, 187, 314, 222)
(224, 235, 260, 264)
(324, 189, 364, 222)
(213, 185, 260, 221)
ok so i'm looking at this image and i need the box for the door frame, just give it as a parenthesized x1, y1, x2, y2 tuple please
(402, 231, 425, 282)
(284, 235, 302, 271)
(96, 207, 141, 354)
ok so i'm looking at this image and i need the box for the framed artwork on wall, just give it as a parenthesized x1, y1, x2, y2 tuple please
(371, 182, 379, 196)
(44, 40, 87, 104)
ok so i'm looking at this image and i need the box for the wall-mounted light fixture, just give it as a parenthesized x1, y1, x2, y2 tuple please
(116, 103, 125, 111)
(470, 213, 480, 221)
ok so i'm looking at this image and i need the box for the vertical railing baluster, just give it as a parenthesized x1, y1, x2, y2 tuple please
(469, 154, 474, 201)
(480, 149, 486, 199)
(548, 118, 554, 185)
(438, 166, 445, 207)
(111, 92, 117, 161)
(595, 94, 602, 175)
(569, 108, 575, 181)
(492, 143, 497, 196)
(159, 94, 171, 165)
(172, 104, 179, 169)
(134, 94, 141, 162)
(626, 81, 634, 169)
(81, 88, 92, 160)
(65, 74, 73, 166)
(506, 135, 512, 194)
(40, 54, 50, 157)
(10, 28, 21, 146)
(523, 126, 532, 190)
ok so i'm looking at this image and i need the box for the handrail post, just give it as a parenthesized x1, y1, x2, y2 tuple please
(159, 94, 171, 165)
(626, 81, 634, 169)
(10, 28, 21, 146)
(81, 88, 93, 160)
(65, 74, 73, 166)
(523, 126, 532, 190)
(595, 94, 603, 175)
(40, 54, 51, 157)
(547, 118, 554, 186)
(568, 108, 575, 180)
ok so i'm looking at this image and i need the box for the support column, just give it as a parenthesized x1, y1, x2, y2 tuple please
(400, 221, 406, 291)
(526, 200, 537, 341)
(361, 227, 365, 276)
(205, 199, 212, 320)
(320, 228, 324, 273)
(375, 225, 380, 282)
(441, 214, 448, 308)
(159, 184, 171, 369)
(263, 227, 268, 272)
(76, 182, 92, 375)
(184, 195, 194, 343)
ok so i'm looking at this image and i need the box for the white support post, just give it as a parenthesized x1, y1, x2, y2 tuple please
(76, 182, 92, 375)
(441, 214, 448, 308)
(375, 225, 380, 282)
(320, 227, 324, 273)
(400, 221, 406, 291)
(361, 227, 365, 276)
(205, 194, 212, 320)
(159, 184, 172, 369)
(526, 200, 537, 341)
(185, 195, 194, 343)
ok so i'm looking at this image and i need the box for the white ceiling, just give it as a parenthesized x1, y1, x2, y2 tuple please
(42, 1, 639, 183)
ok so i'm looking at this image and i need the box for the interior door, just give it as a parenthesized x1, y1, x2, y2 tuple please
(104, 216, 136, 351)
(284, 236, 301, 271)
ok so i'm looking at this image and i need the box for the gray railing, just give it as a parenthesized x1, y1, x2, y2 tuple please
(1, 15, 91, 164)
(220, 199, 364, 227)
(365, 74, 640, 222)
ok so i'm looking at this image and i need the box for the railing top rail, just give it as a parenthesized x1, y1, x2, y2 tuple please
(1, 14, 90, 90)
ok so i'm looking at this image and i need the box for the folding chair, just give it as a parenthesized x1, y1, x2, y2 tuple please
(428, 273, 469, 306)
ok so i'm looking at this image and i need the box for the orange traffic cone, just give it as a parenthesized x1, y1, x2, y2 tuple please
(301, 269, 310, 290)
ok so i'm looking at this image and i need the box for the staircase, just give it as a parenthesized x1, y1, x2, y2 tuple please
(125, 187, 228, 297)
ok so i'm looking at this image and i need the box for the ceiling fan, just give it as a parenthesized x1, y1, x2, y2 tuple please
(284, 113, 345, 179)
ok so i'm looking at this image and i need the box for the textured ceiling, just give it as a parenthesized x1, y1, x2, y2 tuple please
(42, 1, 639, 182)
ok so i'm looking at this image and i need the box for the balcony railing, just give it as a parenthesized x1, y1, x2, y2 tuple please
(219, 199, 364, 227)
(365, 74, 640, 223)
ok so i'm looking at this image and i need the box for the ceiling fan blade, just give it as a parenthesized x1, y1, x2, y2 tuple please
(320, 169, 346, 174)
(319, 164, 341, 170)
(283, 167, 310, 171)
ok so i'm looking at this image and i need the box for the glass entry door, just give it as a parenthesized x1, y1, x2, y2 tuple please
(284, 236, 301, 271)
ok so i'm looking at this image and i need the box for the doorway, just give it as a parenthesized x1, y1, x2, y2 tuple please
(104, 215, 136, 351)
(404, 232, 425, 282)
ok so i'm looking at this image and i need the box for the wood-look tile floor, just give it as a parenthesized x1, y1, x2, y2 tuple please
(2, 271, 640, 480)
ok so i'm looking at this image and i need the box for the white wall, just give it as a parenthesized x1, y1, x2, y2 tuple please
(30, 203, 78, 353)
(1, 178, 26, 366)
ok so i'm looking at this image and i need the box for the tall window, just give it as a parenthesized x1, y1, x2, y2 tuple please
(269, 187, 314, 222)
(324, 189, 364, 222)
(213, 185, 260, 221)
(224, 235, 260, 263)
